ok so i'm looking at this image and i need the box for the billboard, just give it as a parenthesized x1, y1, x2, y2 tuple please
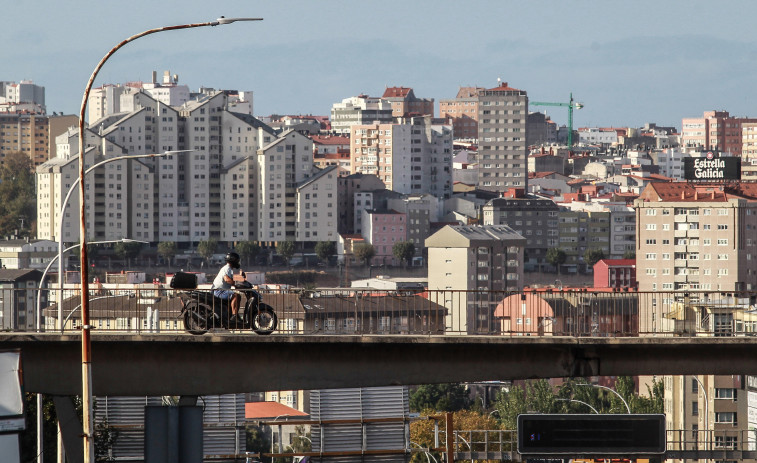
(683, 153, 740, 181)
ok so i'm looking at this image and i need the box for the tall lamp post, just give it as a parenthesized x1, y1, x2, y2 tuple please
(693, 375, 709, 456)
(76, 16, 262, 463)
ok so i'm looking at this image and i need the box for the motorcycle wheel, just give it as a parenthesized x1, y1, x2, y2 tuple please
(249, 303, 278, 335)
(183, 301, 211, 335)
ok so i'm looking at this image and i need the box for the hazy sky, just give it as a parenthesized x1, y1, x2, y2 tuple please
(5, 1, 757, 129)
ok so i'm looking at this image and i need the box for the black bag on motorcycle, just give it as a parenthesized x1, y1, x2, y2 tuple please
(170, 272, 198, 289)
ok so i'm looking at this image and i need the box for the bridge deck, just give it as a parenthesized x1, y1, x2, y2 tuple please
(5, 333, 757, 395)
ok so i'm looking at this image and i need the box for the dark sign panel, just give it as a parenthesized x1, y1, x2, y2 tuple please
(683, 155, 740, 181)
(518, 414, 666, 455)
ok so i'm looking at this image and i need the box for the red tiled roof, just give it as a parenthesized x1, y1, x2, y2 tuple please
(382, 87, 412, 98)
(311, 135, 350, 145)
(245, 402, 308, 420)
(598, 259, 635, 267)
(529, 171, 557, 179)
(485, 82, 523, 92)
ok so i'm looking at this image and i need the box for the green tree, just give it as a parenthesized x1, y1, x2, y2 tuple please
(409, 383, 470, 412)
(545, 247, 567, 275)
(583, 248, 606, 270)
(157, 241, 177, 267)
(494, 379, 556, 429)
(0, 151, 36, 239)
(114, 241, 143, 268)
(197, 239, 218, 265)
(276, 240, 296, 267)
(314, 241, 336, 264)
(623, 250, 636, 259)
(353, 243, 375, 267)
(246, 425, 271, 463)
(20, 393, 58, 462)
(235, 241, 261, 266)
(392, 241, 416, 268)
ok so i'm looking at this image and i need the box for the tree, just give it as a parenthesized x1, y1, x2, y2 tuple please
(410, 383, 470, 412)
(545, 248, 567, 275)
(353, 243, 375, 267)
(246, 425, 271, 463)
(157, 241, 177, 267)
(276, 240, 296, 267)
(623, 250, 636, 259)
(410, 408, 499, 463)
(197, 239, 218, 266)
(392, 241, 416, 268)
(114, 241, 143, 268)
(0, 151, 36, 239)
(314, 241, 336, 264)
(20, 393, 58, 462)
(583, 248, 605, 270)
(235, 241, 261, 266)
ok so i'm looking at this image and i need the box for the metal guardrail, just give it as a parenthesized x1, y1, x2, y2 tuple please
(6, 286, 757, 337)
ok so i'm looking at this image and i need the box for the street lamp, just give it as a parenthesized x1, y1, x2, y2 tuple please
(75, 17, 263, 463)
(575, 383, 631, 413)
(555, 398, 600, 414)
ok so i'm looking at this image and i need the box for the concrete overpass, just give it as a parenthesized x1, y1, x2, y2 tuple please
(5, 333, 757, 395)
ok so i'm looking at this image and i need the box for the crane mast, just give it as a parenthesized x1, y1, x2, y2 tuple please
(530, 93, 584, 152)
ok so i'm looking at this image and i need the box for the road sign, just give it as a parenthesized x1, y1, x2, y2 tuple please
(518, 414, 665, 456)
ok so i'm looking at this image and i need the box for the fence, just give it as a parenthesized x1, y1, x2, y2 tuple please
(6, 285, 757, 337)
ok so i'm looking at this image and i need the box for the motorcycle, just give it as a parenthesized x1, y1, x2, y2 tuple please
(172, 272, 278, 335)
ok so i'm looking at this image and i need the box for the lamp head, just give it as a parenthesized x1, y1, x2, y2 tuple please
(214, 16, 263, 25)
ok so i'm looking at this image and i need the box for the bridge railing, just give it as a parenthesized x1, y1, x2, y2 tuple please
(9, 285, 757, 336)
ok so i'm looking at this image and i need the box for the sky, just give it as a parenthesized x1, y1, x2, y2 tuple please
(5, 0, 757, 130)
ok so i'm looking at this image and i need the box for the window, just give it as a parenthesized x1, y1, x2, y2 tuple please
(718, 239, 729, 246)
(715, 388, 736, 399)
(715, 412, 736, 424)
(645, 253, 656, 260)
(646, 224, 657, 230)
(692, 401, 698, 416)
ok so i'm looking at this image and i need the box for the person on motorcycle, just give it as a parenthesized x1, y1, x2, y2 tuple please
(212, 252, 245, 322)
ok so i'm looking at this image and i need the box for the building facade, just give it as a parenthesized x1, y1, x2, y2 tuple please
(477, 82, 528, 192)
(439, 87, 483, 140)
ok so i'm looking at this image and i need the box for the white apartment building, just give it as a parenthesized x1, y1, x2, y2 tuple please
(37, 90, 335, 245)
(296, 166, 338, 242)
(477, 82, 528, 192)
(330, 95, 393, 135)
(577, 127, 618, 145)
(350, 116, 453, 198)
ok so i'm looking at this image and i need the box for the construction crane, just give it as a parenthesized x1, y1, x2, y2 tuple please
(530, 93, 584, 152)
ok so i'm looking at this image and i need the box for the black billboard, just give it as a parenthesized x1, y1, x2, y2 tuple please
(683, 155, 740, 181)
(517, 414, 666, 455)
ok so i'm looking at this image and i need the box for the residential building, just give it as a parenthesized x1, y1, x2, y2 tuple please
(526, 112, 558, 147)
(0, 239, 58, 271)
(353, 189, 402, 235)
(681, 110, 757, 156)
(330, 95, 393, 135)
(337, 174, 386, 234)
(425, 225, 526, 334)
(439, 86, 483, 140)
(295, 166, 339, 242)
(635, 181, 757, 455)
(577, 127, 620, 146)
(0, 269, 44, 330)
(387, 194, 441, 260)
(592, 258, 636, 289)
(312, 134, 351, 175)
(528, 152, 565, 175)
(0, 112, 78, 166)
(477, 81, 528, 192)
(0, 80, 45, 113)
(361, 209, 407, 266)
(482, 188, 559, 271)
(381, 86, 434, 117)
(350, 116, 453, 198)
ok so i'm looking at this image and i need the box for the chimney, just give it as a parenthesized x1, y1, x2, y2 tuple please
(681, 191, 685, 200)
(694, 190, 699, 200)
(151, 70, 157, 84)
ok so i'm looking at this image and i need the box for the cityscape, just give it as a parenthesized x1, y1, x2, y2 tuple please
(5, 2, 757, 463)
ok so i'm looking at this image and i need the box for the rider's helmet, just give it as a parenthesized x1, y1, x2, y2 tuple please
(225, 252, 241, 268)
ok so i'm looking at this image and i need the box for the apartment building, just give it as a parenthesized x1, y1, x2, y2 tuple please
(426, 225, 526, 334)
(330, 95, 393, 135)
(439, 86, 483, 140)
(361, 209, 407, 266)
(350, 116, 453, 198)
(0, 80, 45, 112)
(482, 188, 559, 272)
(337, 174, 386, 234)
(682, 110, 757, 156)
(635, 182, 757, 455)
(526, 112, 558, 147)
(0, 113, 78, 167)
(381, 86, 434, 118)
(353, 189, 402, 236)
(387, 194, 440, 260)
(295, 166, 339, 242)
(477, 82, 528, 192)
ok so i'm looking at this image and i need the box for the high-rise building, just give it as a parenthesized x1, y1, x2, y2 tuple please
(350, 116, 452, 198)
(477, 82, 528, 192)
(0, 113, 78, 167)
(681, 110, 757, 156)
(0, 80, 45, 113)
